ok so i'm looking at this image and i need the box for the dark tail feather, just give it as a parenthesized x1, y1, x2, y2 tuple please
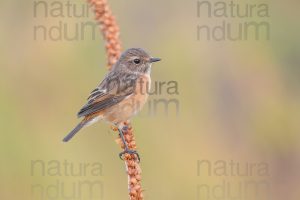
(63, 122, 85, 142)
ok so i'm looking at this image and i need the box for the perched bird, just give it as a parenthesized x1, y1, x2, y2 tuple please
(63, 48, 161, 160)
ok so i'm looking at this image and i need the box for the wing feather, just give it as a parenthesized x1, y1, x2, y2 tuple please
(78, 95, 126, 118)
(77, 71, 138, 118)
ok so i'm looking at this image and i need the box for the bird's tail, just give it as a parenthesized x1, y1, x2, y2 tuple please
(62, 122, 86, 142)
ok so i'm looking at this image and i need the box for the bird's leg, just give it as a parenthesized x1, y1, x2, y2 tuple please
(118, 127, 140, 162)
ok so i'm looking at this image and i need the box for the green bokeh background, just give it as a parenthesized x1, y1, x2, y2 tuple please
(1, 0, 300, 199)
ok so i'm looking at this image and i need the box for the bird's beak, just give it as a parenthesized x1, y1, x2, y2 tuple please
(149, 57, 161, 63)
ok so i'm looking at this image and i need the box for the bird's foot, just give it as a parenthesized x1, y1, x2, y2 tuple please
(122, 126, 129, 132)
(119, 149, 140, 162)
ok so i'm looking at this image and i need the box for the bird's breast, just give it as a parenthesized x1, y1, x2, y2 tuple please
(135, 74, 151, 97)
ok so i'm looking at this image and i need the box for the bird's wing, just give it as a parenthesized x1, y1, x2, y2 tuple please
(77, 71, 138, 118)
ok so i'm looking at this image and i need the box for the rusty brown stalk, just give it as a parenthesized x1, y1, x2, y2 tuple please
(87, 0, 144, 199)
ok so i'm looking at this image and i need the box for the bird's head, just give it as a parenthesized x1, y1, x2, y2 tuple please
(114, 48, 161, 74)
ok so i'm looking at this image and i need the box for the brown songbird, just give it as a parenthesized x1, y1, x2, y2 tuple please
(63, 48, 161, 160)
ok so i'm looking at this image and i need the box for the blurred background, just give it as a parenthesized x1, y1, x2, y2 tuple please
(0, 0, 300, 199)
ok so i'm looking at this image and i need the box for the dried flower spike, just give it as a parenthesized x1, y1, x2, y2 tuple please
(87, 0, 144, 199)
(88, 0, 121, 68)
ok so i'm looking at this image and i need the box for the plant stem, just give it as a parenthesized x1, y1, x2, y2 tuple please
(87, 0, 144, 199)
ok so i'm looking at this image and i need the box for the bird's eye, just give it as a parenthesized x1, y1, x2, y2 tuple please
(133, 59, 141, 64)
